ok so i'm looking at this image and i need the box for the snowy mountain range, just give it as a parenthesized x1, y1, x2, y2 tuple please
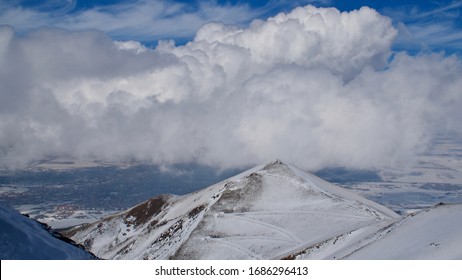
(0, 202, 95, 260)
(3, 160, 458, 260)
(62, 160, 462, 260)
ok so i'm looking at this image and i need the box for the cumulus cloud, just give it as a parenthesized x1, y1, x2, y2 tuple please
(0, 5, 461, 170)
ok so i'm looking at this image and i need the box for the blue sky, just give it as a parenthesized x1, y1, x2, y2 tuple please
(1, 0, 461, 53)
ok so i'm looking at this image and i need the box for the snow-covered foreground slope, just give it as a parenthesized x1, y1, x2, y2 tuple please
(63, 160, 399, 259)
(283, 203, 462, 260)
(343, 203, 462, 259)
(0, 202, 95, 260)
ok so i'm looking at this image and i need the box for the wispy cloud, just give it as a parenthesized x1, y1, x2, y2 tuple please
(0, 0, 335, 42)
(385, 1, 462, 52)
(0, 0, 266, 42)
(410, 0, 462, 18)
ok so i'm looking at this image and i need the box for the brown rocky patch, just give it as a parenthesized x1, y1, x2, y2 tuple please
(124, 195, 169, 227)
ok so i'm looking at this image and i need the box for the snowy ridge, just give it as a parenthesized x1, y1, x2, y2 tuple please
(0, 202, 95, 260)
(63, 160, 400, 259)
(290, 165, 400, 219)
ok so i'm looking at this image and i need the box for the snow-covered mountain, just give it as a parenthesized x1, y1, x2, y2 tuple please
(63, 160, 400, 259)
(0, 202, 96, 260)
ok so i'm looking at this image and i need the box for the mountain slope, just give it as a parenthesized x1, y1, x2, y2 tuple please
(63, 160, 399, 259)
(343, 203, 462, 259)
(0, 202, 95, 260)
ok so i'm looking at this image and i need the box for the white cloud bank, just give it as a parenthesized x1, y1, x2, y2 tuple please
(1, 5, 461, 170)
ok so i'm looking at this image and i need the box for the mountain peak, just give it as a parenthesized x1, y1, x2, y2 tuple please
(66, 160, 398, 259)
(64, 161, 399, 260)
(268, 159, 285, 165)
(262, 159, 291, 169)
